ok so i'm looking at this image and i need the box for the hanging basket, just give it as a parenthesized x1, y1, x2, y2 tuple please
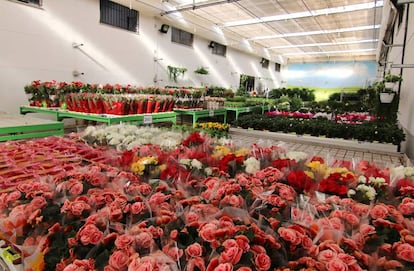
(380, 92, 395, 103)
(384, 82, 396, 90)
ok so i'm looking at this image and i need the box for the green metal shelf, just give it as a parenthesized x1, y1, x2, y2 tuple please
(0, 114, 64, 141)
(174, 108, 227, 127)
(20, 106, 177, 125)
(225, 105, 271, 121)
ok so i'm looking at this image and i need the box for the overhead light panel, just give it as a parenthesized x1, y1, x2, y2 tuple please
(282, 48, 376, 57)
(220, 1, 384, 27)
(268, 39, 379, 49)
(249, 25, 381, 41)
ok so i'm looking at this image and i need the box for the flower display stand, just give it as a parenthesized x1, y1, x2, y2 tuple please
(0, 113, 63, 141)
(19, 106, 177, 125)
(380, 92, 395, 103)
(226, 105, 271, 121)
(174, 108, 227, 127)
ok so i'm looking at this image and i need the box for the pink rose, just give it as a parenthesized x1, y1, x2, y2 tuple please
(235, 235, 250, 252)
(325, 259, 348, 271)
(135, 261, 153, 271)
(138, 184, 152, 196)
(337, 253, 356, 265)
(30, 196, 47, 211)
(369, 204, 389, 219)
(130, 202, 146, 215)
(77, 224, 103, 245)
(213, 263, 233, 271)
(187, 257, 206, 271)
(301, 236, 313, 250)
(384, 260, 404, 269)
(109, 250, 129, 270)
(351, 203, 370, 217)
(399, 199, 414, 216)
(186, 243, 203, 259)
(70, 201, 89, 216)
(69, 182, 83, 196)
(199, 223, 218, 242)
(395, 243, 414, 262)
(165, 246, 183, 261)
(278, 227, 301, 246)
(359, 224, 376, 237)
(222, 239, 238, 249)
(251, 245, 266, 254)
(277, 184, 296, 201)
(6, 191, 21, 203)
(127, 254, 141, 271)
(115, 234, 134, 250)
(219, 247, 243, 265)
(254, 253, 271, 271)
(318, 250, 337, 263)
(343, 213, 359, 227)
(236, 268, 252, 271)
(267, 195, 286, 208)
(135, 232, 153, 248)
(63, 259, 95, 271)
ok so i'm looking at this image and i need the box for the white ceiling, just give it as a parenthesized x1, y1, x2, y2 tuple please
(114, 0, 383, 63)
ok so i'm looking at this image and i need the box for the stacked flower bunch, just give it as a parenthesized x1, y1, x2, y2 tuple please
(82, 125, 185, 151)
(174, 87, 206, 109)
(1, 132, 414, 271)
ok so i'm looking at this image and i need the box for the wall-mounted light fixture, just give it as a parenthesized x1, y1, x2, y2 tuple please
(159, 24, 170, 34)
(208, 41, 216, 48)
(72, 42, 84, 48)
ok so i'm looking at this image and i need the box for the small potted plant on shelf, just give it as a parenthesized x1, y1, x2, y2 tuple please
(374, 81, 395, 104)
(384, 73, 402, 91)
(194, 66, 209, 75)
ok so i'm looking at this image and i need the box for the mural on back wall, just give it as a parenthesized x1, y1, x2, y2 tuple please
(285, 61, 378, 100)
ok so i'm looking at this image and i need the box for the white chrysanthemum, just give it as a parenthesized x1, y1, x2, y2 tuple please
(127, 140, 143, 150)
(191, 159, 203, 170)
(204, 167, 213, 176)
(83, 126, 96, 137)
(358, 176, 367, 184)
(108, 136, 123, 146)
(370, 177, 387, 187)
(404, 167, 414, 177)
(347, 189, 356, 197)
(244, 157, 260, 174)
(179, 159, 191, 167)
(391, 166, 406, 180)
(356, 184, 377, 201)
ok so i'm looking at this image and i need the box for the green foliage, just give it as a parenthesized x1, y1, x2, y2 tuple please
(270, 87, 315, 101)
(207, 86, 234, 98)
(234, 114, 405, 145)
(194, 67, 209, 75)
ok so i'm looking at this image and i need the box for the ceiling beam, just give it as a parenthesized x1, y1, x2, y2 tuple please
(161, 0, 241, 16)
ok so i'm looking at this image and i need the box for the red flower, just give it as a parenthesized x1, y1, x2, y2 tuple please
(271, 158, 297, 170)
(183, 132, 205, 147)
(119, 150, 134, 167)
(286, 170, 314, 193)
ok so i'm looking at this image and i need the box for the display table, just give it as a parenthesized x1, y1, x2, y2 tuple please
(0, 113, 63, 141)
(226, 105, 271, 121)
(20, 106, 177, 125)
(174, 108, 227, 127)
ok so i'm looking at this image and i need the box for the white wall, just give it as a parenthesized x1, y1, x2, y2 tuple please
(385, 3, 414, 159)
(0, 0, 282, 114)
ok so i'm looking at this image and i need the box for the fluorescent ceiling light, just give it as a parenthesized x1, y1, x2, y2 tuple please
(282, 48, 376, 56)
(268, 39, 378, 49)
(249, 25, 380, 41)
(221, 1, 383, 27)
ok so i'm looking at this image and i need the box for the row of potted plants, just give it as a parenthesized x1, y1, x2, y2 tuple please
(235, 113, 405, 145)
(65, 93, 175, 115)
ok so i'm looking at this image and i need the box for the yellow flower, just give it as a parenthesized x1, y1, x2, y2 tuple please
(304, 170, 314, 179)
(212, 145, 231, 159)
(234, 148, 249, 157)
(131, 162, 145, 175)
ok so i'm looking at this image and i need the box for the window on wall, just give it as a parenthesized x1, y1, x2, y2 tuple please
(171, 27, 194, 47)
(17, 0, 41, 6)
(275, 63, 281, 72)
(212, 42, 227, 57)
(261, 58, 269, 69)
(100, 0, 138, 32)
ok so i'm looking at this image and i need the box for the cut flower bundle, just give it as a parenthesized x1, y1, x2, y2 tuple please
(0, 132, 414, 271)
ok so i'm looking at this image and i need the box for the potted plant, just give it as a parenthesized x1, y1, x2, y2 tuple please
(384, 73, 402, 90)
(167, 66, 187, 83)
(194, 67, 209, 75)
(374, 81, 395, 103)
